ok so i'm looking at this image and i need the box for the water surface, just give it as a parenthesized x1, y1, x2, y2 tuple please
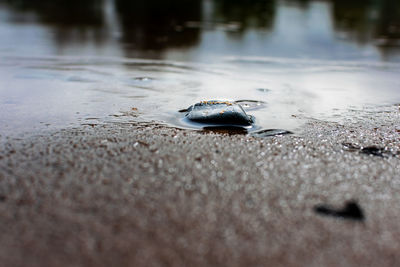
(1, 0, 400, 137)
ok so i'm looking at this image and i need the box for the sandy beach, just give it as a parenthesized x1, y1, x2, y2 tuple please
(1, 0, 400, 266)
(0, 105, 399, 267)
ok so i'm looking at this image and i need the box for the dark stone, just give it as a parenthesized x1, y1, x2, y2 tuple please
(184, 100, 254, 126)
(0, 195, 6, 202)
(251, 129, 293, 138)
(314, 201, 365, 221)
(360, 146, 385, 157)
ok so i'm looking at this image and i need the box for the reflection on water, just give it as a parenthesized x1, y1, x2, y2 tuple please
(2, 0, 105, 45)
(0, 0, 400, 137)
(2, 0, 103, 25)
(2, 0, 400, 58)
(115, 0, 201, 58)
(333, 0, 400, 49)
(213, 0, 275, 30)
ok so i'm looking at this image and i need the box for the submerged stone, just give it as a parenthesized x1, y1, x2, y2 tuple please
(184, 100, 254, 126)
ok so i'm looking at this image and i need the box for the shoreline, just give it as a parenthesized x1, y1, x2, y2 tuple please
(0, 106, 400, 266)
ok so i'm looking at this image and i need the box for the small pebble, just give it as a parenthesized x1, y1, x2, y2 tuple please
(184, 100, 254, 126)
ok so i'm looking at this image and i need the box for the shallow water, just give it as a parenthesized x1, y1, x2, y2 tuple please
(1, 0, 400, 137)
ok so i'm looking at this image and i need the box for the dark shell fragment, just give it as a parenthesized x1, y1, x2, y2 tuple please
(184, 100, 254, 126)
(314, 201, 365, 221)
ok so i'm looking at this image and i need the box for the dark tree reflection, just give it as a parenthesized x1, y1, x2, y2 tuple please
(3, 0, 103, 25)
(332, 0, 375, 43)
(0, 0, 399, 58)
(374, 0, 400, 58)
(2, 0, 105, 45)
(115, 0, 201, 58)
(375, 0, 400, 44)
(332, 0, 400, 44)
(213, 0, 275, 32)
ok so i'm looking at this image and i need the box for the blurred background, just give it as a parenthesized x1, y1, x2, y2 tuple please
(1, 0, 399, 60)
(1, 0, 400, 136)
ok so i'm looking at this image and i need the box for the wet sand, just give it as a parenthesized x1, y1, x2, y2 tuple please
(1, 105, 400, 267)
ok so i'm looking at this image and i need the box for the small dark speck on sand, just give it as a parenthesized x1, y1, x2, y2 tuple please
(314, 201, 365, 221)
(342, 143, 396, 158)
(360, 146, 386, 157)
(0, 196, 6, 202)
